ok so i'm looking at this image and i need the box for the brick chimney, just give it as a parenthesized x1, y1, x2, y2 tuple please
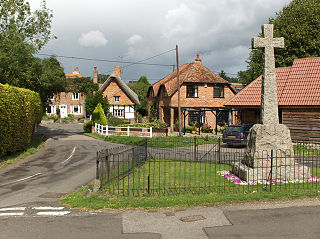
(114, 66, 122, 78)
(93, 66, 98, 84)
(194, 54, 202, 64)
(73, 67, 79, 74)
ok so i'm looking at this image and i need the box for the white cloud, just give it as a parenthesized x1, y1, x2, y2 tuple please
(78, 30, 108, 48)
(162, 3, 196, 38)
(126, 34, 143, 45)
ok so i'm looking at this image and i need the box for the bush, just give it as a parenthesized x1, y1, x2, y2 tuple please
(108, 115, 127, 126)
(117, 119, 168, 129)
(83, 121, 93, 133)
(201, 123, 213, 133)
(92, 103, 108, 125)
(0, 83, 43, 157)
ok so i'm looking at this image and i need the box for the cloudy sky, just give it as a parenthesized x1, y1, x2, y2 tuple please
(29, 0, 291, 83)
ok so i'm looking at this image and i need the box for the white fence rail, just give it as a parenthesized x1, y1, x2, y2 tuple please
(94, 123, 153, 138)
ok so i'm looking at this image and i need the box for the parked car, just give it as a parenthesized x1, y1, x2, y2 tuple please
(222, 124, 253, 147)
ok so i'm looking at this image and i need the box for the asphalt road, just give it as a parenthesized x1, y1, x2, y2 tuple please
(0, 123, 120, 208)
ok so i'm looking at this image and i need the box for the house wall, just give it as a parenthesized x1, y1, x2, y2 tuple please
(282, 108, 320, 142)
(240, 107, 320, 142)
(155, 83, 235, 129)
(102, 79, 135, 106)
(48, 92, 86, 118)
(101, 78, 136, 119)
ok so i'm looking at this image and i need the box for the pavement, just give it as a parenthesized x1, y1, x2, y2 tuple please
(1, 123, 320, 239)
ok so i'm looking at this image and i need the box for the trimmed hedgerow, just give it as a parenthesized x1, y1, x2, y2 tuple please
(0, 83, 43, 157)
(92, 103, 108, 126)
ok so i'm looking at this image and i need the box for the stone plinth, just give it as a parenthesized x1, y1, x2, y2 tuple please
(232, 124, 309, 181)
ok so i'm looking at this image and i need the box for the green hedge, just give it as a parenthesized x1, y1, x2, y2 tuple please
(0, 83, 43, 157)
(92, 103, 108, 126)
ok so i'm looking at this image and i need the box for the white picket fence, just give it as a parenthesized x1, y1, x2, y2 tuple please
(94, 123, 153, 137)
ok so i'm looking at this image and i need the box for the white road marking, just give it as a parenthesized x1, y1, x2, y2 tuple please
(32, 206, 64, 210)
(13, 173, 42, 183)
(0, 207, 26, 211)
(37, 211, 71, 216)
(61, 146, 76, 164)
(0, 212, 24, 216)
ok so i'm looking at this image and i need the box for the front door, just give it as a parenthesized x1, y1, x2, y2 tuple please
(59, 105, 68, 118)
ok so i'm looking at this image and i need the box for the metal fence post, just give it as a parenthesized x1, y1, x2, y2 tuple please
(194, 136, 197, 161)
(218, 137, 221, 163)
(270, 149, 274, 192)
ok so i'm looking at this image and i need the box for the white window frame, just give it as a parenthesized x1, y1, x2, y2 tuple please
(114, 109, 124, 117)
(70, 105, 82, 115)
(46, 105, 56, 115)
(114, 96, 120, 102)
(72, 92, 79, 100)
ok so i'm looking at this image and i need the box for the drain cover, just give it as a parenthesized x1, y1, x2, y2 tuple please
(39, 192, 68, 198)
(179, 215, 206, 222)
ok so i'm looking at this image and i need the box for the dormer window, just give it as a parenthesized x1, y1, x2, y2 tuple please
(72, 92, 79, 100)
(186, 85, 198, 98)
(214, 86, 224, 98)
(114, 96, 120, 102)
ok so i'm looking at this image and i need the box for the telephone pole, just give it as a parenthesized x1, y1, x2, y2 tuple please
(176, 45, 182, 136)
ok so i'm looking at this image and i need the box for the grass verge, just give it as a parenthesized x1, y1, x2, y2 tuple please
(0, 134, 45, 168)
(61, 185, 320, 210)
(83, 133, 219, 148)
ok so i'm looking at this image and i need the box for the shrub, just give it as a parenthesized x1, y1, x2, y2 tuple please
(117, 119, 168, 129)
(83, 121, 93, 133)
(201, 123, 213, 133)
(92, 103, 108, 125)
(108, 115, 127, 126)
(0, 83, 43, 157)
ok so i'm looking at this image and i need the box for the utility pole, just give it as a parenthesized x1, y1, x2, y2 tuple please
(176, 45, 182, 136)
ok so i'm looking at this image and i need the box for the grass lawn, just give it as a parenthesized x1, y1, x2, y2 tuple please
(84, 133, 219, 148)
(0, 134, 45, 168)
(61, 158, 320, 210)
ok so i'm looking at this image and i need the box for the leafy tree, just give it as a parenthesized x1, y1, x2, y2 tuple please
(0, 1, 64, 106)
(239, 0, 320, 83)
(92, 103, 108, 126)
(98, 74, 110, 83)
(218, 70, 239, 83)
(67, 77, 98, 95)
(0, 0, 55, 50)
(85, 91, 109, 116)
(127, 76, 151, 116)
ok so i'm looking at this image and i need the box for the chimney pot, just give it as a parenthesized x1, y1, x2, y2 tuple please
(195, 54, 202, 64)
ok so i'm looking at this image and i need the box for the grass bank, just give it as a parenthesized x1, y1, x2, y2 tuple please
(0, 134, 45, 168)
(61, 185, 320, 210)
(84, 133, 219, 148)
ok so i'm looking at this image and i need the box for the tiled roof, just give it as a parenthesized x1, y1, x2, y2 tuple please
(150, 57, 228, 97)
(65, 73, 83, 79)
(225, 57, 320, 107)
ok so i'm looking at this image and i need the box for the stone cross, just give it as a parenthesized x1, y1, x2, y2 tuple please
(252, 24, 284, 125)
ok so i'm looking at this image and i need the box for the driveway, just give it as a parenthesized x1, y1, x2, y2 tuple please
(0, 123, 120, 208)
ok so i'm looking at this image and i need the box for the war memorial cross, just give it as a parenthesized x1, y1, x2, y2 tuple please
(252, 24, 284, 125)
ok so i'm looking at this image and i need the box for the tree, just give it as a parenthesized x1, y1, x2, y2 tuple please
(92, 103, 108, 126)
(0, 0, 55, 50)
(218, 70, 239, 83)
(127, 76, 151, 116)
(85, 91, 109, 116)
(98, 74, 110, 83)
(239, 0, 320, 83)
(67, 77, 98, 96)
(0, 1, 64, 106)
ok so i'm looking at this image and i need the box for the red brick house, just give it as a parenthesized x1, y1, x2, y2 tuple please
(98, 66, 140, 120)
(148, 55, 236, 132)
(225, 57, 320, 142)
(46, 67, 86, 118)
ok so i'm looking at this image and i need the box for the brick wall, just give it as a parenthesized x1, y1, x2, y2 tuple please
(102, 79, 135, 106)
